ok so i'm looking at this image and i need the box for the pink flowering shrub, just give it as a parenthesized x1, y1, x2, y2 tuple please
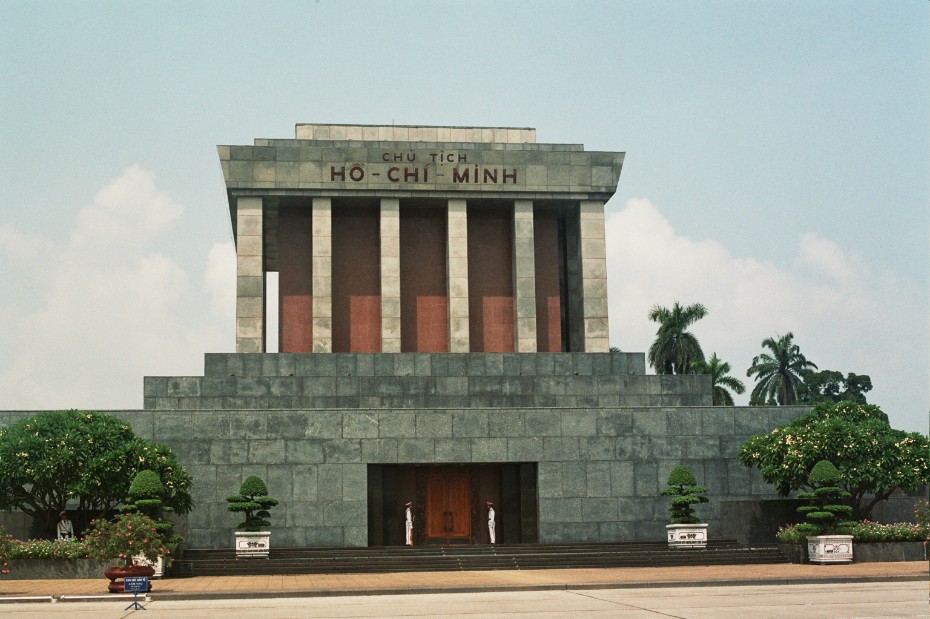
(0, 525, 11, 575)
(8, 538, 88, 560)
(83, 512, 171, 567)
(777, 518, 930, 544)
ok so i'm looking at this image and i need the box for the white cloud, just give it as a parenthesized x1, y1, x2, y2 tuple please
(606, 198, 927, 432)
(0, 166, 232, 410)
(795, 232, 856, 284)
(0, 224, 54, 261)
(71, 165, 183, 250)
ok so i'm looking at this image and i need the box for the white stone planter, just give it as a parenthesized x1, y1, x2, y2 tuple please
(807, 535, 853, 564)
(132, 554, 164, 577)
(235, 531, 271, 558)
(666, 523, 708, 549)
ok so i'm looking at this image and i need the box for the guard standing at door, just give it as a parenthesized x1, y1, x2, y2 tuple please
(405, 501, 414, 546)
(486, 501, 496, 544)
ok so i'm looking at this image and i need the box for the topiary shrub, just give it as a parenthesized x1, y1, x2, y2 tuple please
(226, 475, 278, 532)
(795, 460, 856, 536)
(660, 464, 708, 524)
(122, 469, 183, 551)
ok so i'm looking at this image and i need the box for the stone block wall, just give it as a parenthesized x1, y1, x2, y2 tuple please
(0, 404, 803, 548)
(143, 352, 710, 411)
(0, 352, 808, 548)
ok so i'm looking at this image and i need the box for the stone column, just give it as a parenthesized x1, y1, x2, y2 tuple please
(312, 198, 333, 353)
(236, 197, 264, 353)
(513, 200, 537, 352)
(580, 200, 609, 352)
(447, 199, 470, 352)
(380, 198, 401, 352)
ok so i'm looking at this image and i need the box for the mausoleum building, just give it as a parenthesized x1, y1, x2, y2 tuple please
(2, 124, 804, 548)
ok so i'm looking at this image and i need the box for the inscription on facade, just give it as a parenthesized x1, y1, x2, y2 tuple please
(380, 151, 468, 163)
(329, 164, 518, 185)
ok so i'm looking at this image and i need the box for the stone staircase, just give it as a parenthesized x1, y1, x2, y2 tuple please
(171, 541, 788, 577)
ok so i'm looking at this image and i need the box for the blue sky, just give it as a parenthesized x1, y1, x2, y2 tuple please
(1, 1, 927, 432)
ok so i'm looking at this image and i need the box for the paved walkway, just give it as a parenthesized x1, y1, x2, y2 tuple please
(0, 562, 926, 602)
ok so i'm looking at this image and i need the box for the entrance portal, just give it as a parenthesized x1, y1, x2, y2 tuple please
(367, 463, 538, 546)
(426, 473, 471, 542)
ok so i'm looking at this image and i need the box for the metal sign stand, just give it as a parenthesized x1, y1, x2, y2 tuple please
(122, 576, 148, 611)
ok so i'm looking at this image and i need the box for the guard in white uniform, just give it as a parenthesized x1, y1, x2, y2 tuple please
(486, 501, 496, 544)
(56, 511, 74, 540)
(405, 501, 414, 546)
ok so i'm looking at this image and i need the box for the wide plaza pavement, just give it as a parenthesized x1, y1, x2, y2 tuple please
(0, 561, 925, 603)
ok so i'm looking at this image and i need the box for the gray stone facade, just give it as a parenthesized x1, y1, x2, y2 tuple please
(0, 353, 805, 548)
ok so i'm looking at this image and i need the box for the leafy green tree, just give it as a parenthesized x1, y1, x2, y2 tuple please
(691, 353, 745, 406)
(738, 401, 930, 519)
(0, 411, 193, 536)
(746, 332, 817, 405)
(647, 302, 708, 374)
(660, 464, 709, 524)
(800, 370, 872, 404)
(226, 475, 278, 531)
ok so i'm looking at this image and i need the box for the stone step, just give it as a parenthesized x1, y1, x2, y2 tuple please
(172, 542, 786, 577)
(180, 540, 744, 559)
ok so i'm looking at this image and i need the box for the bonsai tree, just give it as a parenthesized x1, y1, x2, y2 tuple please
(661, 465, 708, 524)
(226, 475, 278, 532)
(121, 470, 183, 551)
(795, 460, 855, 537)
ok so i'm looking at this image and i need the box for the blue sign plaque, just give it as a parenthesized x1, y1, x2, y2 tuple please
(123, 576, 149, 593)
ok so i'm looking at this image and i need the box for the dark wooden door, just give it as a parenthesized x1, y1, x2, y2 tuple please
(425, 474, 471, 542)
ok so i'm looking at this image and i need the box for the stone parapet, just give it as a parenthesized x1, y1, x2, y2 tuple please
(142, 353, 713, 411)
(203, 352, 648, 377)
(294, 124, 537, 144)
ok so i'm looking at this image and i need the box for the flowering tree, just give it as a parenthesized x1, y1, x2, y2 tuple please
(738, 401, 930, 519)
(0, 411, 193, 536)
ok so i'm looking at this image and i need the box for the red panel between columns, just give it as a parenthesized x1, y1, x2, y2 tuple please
(534, 211, 563, 352)
(278, 207, 313, 352)
(400, 207, 449, 352)
(333, 205, 381, 352)
(467, 206, 514, 352)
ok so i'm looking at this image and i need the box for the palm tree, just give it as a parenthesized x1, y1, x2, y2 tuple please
(746, 332, 817, 405)
(647, 302, 708, 374)
(691, 353, 745, 406)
